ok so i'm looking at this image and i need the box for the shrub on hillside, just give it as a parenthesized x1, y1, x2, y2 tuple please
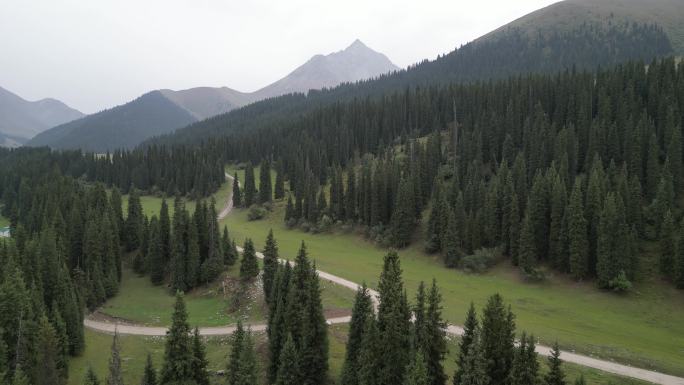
(459, 247, 499, 274)
(247, 205, 267, 221)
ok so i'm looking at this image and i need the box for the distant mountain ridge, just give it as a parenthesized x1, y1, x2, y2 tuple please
(153, 0, 680, 146)
(27, 40, 399, 152)
(0, 86, 84, 145)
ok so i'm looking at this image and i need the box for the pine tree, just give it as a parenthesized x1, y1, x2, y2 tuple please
(275, 160, 285, 200)
(420, 280, 447, 385)
(185, 221, 201, 289)
(299, 262, 329, 385)
(221, 226, 236, 266)
(443, 208, 462, 268)
(480, 294, 515, 385)
(376, 250, 411, 385)
(544, 342, 566, 385)
(340, 284, 374, 385)
(567, 179, 588, 280)
(675, 222, 684, 289)
(357, 317, 381, 385)
(259, 159, 273, 204)
(454, 303, 479, 384)
(596, 193, 632, 290)
(83, 367, 101, 385)
(549, 176, 567, 269)
(140, 354, 157, 385)
(659, 210, 676, 278)
(34, 315, 61, 385)
(404, 351, 429, 385)
(106, 332, 124, 385)
(232, 173, 242, 208)
(518, 210, 537, 275)
(274, 334, 300, 385)
(160, 293, 194, 384)
(159, 198, 171, 266)
(239, 238, 259, 281)
(226, 321, 245, 385)
(508, 333, 539, 385)
(191, 327, 209, 385)
(147, 217, 165, 286)
(235, 330, 258, 385)
(125, 189, 144, 252)
(391, 178, 417, 248)
(262, 229, 279, 306)
(457, 329, 490, 385)
(244, 163, 256, 207)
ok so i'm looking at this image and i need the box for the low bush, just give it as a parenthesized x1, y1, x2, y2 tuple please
(459, 247, 499, 274)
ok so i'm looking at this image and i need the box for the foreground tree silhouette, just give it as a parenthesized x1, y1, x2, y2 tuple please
(240, 238, 259, 281)
(544, 342, 566, 385)
(106, 331, 124, 385)
(140, 354, 157, 385)
(262, 230, 279, 306)
(160, 293, 195, 384)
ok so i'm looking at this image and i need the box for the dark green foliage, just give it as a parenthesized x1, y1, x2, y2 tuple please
(141, 354, 157, 385)
(274, 334, 300, 385)
(376, 251, 411, 384)
(160, 293, 195, 384)
(404, 351, 429, 385)
(340, 284, 374, 385)
(191, 328, 209, 385)
(83, 367, 100, 385)
(480, 294, 515, 385)
(222, 226, 237, 266)
(34, 316, 62, 385)
(454, 303, 478, 385)
(508, 333, 540, 385)
(567, 179, 588, 280)
(244, 163, 256, 207)
(659, 210, 676, 278)
(675, 222, 684, 289)
(262, 229, 279, 306)
(391, 178, 417, 248)
(125, 189, 144, 252)
(259, 159, 273, 204)
(147, 217, 165, 285)
(106, 332, 123, 385)
(596, 193, 633, 290)
(544, 342, 566, 385)
(275, 160, 286, 200)
(239, 238, 259, 281)
(232, 173, 242, 208)
(456, 329, 489, 385)
(235, 331, 258, 385)
(227, 321, 245, 385)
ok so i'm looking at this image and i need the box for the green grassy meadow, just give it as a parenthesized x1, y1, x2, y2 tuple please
(219, 167, 684, 377)
(107, 165, 684, 377)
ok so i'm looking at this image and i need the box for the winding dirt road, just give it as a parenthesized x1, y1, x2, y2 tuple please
(85, 173, 684, 385)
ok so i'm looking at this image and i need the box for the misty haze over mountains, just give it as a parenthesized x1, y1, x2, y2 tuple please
(22, 40, 399, 151)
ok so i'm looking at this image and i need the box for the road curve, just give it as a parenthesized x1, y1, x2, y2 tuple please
(85, 173, 684, 385)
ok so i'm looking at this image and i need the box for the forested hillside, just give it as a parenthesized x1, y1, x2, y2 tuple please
(154, 18, 674, 145)
(224, 57, 684, 290)
(27, 91, 198, 152)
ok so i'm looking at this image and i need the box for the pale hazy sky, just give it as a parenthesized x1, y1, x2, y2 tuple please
(0, 0, 559, 113)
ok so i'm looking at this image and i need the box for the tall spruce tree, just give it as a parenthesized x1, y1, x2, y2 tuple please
(232, 173, 242, 208)
(227, 321, 245, 385)
(454, 302, 479, 385)
(376, 251, 411, 384)
(404, 351, 429, 385)
(239, 238, 259, 281)
(160, 293, 194, 384)
(457, 329, 490, 385)
(274, 334, 300, 385)
(125, 189, 144, 252)
(235, 330, 257, 385)
(391, 178, 417, 248)
(244, 163, 256, 207)
(508, 333, 539, 385)
(567, 179, 588, 280)
(259, 159, 273, 204)
(544, 342, 566, 385)
(191, 328, 209, 385)
(340, 284, 374, 385)
(275, 160, 286, 200)
(262, 230, 279, 306)
(106, 332, 123, 385)
(480, 294, 515, 385)
(140, 354, 157, 385)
